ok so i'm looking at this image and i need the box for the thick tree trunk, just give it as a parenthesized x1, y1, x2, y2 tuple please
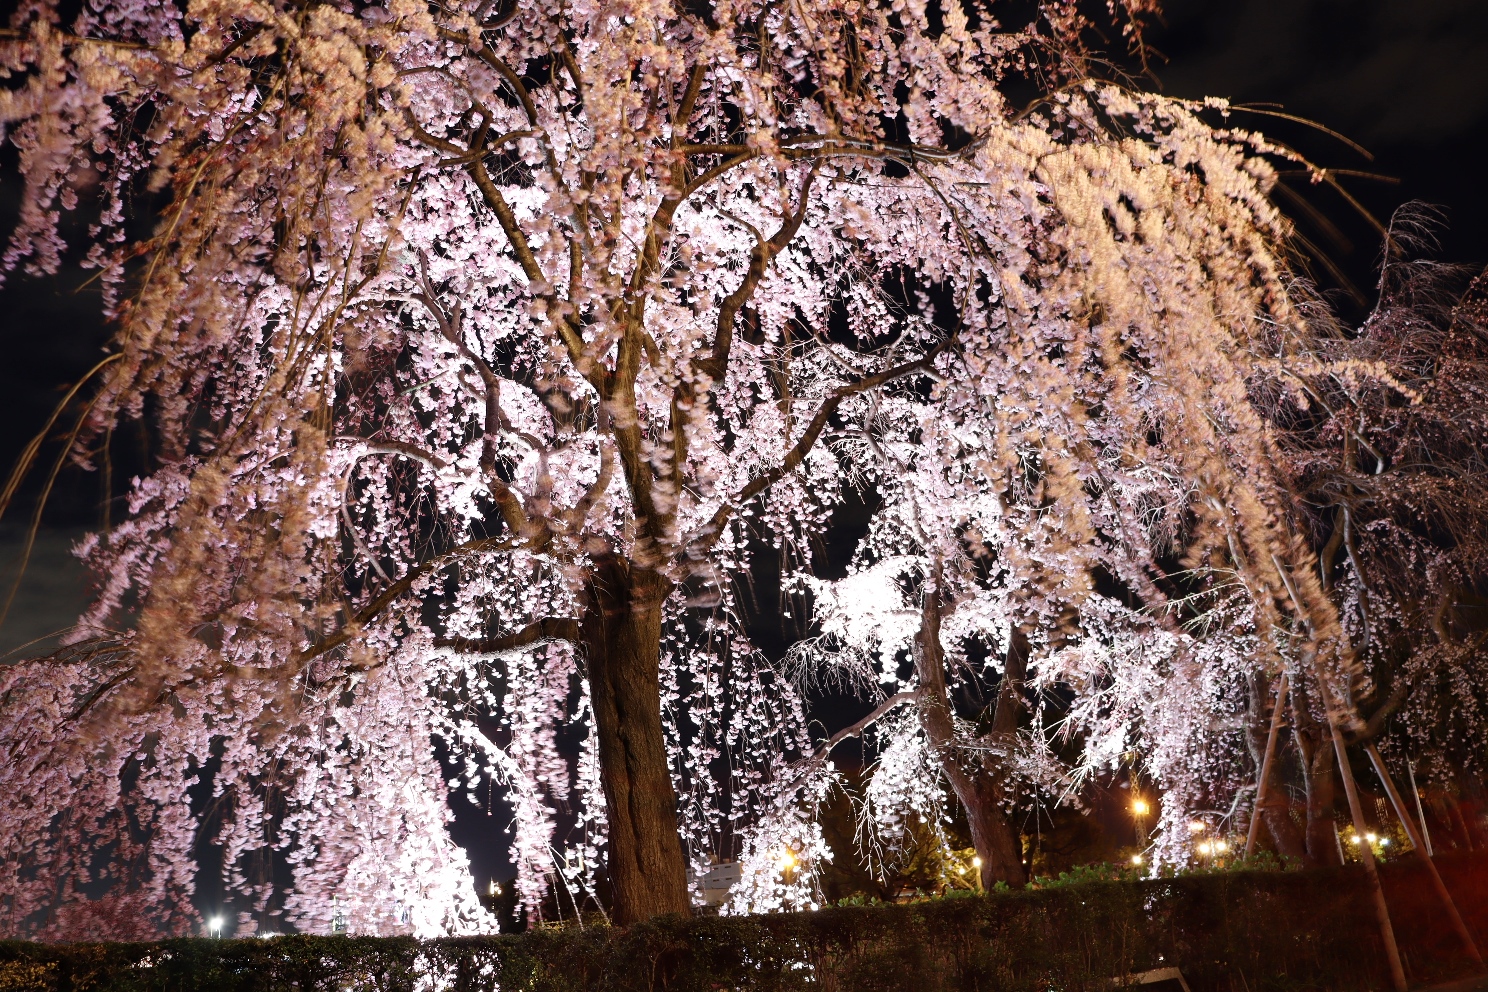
(1291, 684, 1342, 868)
(914, 569, 1026, 889)
(1245, 673, 1306, 860)
(580, 555, 692, 925)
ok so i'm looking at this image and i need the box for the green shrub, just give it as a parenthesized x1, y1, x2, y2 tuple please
(3, 854, 1483, 992)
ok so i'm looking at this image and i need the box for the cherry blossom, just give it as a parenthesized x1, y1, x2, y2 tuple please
(5, 0, 1411, 931)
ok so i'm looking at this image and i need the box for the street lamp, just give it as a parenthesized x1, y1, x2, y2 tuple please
(1131, 797, 1151, 843)
(208, 916, 223, 939)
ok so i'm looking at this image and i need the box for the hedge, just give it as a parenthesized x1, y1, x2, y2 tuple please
(4, 853, 1486, 991)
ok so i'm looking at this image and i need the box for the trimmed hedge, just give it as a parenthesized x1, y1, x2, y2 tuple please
(4, 853, 1486, 991)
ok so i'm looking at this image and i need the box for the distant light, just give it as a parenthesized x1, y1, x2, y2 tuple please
(972, 856, 983, 869)
(1132, 799, 1150, 816)
(1188, 821, 1206, 833)
(208, 916, 223, 938)
(1131, 854, 1144, 866)
(778, 849, 796, 869)
(489, 880, 501, 897)
(1349, 835, 1362, 844)
(1380, 838, 1391, 847)
(1365, 833, 1378, 844)
(1213, 840, 1228, 853)
(957, 865, 967, 875)
(1197, 842, 1211, 855)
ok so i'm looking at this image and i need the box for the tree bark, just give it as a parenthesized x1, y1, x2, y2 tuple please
(580, 555, 692, 925)
(1290, 682, 1342, 867)
(914, 568, 1027, 889)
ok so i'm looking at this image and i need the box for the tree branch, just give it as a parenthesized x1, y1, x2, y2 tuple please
(344, 438, 451, 472)
(241, 535, 517, 678)
(824, 692, 917, 754)
(683, 337, 957, 555)
(433, 618, 579, 654)
(773, 692, 917, 798)
(696, 166, 817, 384)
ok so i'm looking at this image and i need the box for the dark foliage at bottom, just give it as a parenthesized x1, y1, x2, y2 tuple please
(4, 854, 1486, 991)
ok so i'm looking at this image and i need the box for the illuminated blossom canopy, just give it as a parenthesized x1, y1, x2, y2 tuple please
(2, 0, 1445, 936)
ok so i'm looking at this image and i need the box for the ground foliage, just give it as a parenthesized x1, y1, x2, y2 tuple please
(3, 855, 1486, 992)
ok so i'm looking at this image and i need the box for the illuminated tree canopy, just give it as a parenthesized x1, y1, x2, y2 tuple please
(3, 0, 1483, 939)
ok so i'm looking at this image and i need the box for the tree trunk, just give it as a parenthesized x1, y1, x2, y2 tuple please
(1246, 673, 1306, 860)
(914, 568, 1026, 889)
(1291, 683, 1342, 867)
(581, 555, 692, 925)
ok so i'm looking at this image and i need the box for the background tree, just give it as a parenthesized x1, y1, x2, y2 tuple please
(1244, 209, 1488, 861)
(767, 83, 1390, 882)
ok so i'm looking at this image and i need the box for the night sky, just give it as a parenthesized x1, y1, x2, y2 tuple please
(1158, 0, 1487, 289)
(0, 0, 1484, 888)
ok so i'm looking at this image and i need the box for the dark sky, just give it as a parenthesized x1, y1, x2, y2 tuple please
(1155, 0, 1488, 285)
(0, 0, 1484, 887)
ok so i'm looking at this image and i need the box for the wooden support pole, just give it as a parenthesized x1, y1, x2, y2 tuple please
(1245, 671, 1290, 857)
(1329, 719, 1409, 992)
(1408, 760, 1434, 856)
(1366, 742, 1485, 969)
(1269, 553, 1406, 992)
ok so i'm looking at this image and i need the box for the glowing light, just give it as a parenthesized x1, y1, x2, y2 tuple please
(489, 880, 502, 897)
(1365, 833, 1378, 843)
(778, 849, 796, 869)
(1213, 840, 1228, 853)
(957, 865, 967, 875)
(1349, 835, 1362, 844)
(1131, 854, 1144, 866)
(1188, 821, 1206, 833)
(1197, 842, 1212, 855)
(208, 916, 223, 938)
(1132, 799, 1150, 816)
(972, 856, 983, 869)
(1380, 838, 1391, 847)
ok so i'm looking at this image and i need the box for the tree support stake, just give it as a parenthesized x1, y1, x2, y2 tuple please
(1328, 712, 1407, 992)
(1366, 742, 1485, 970)
(1270, 552, 1406, 992)
(1245, 670, 1290, 857)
